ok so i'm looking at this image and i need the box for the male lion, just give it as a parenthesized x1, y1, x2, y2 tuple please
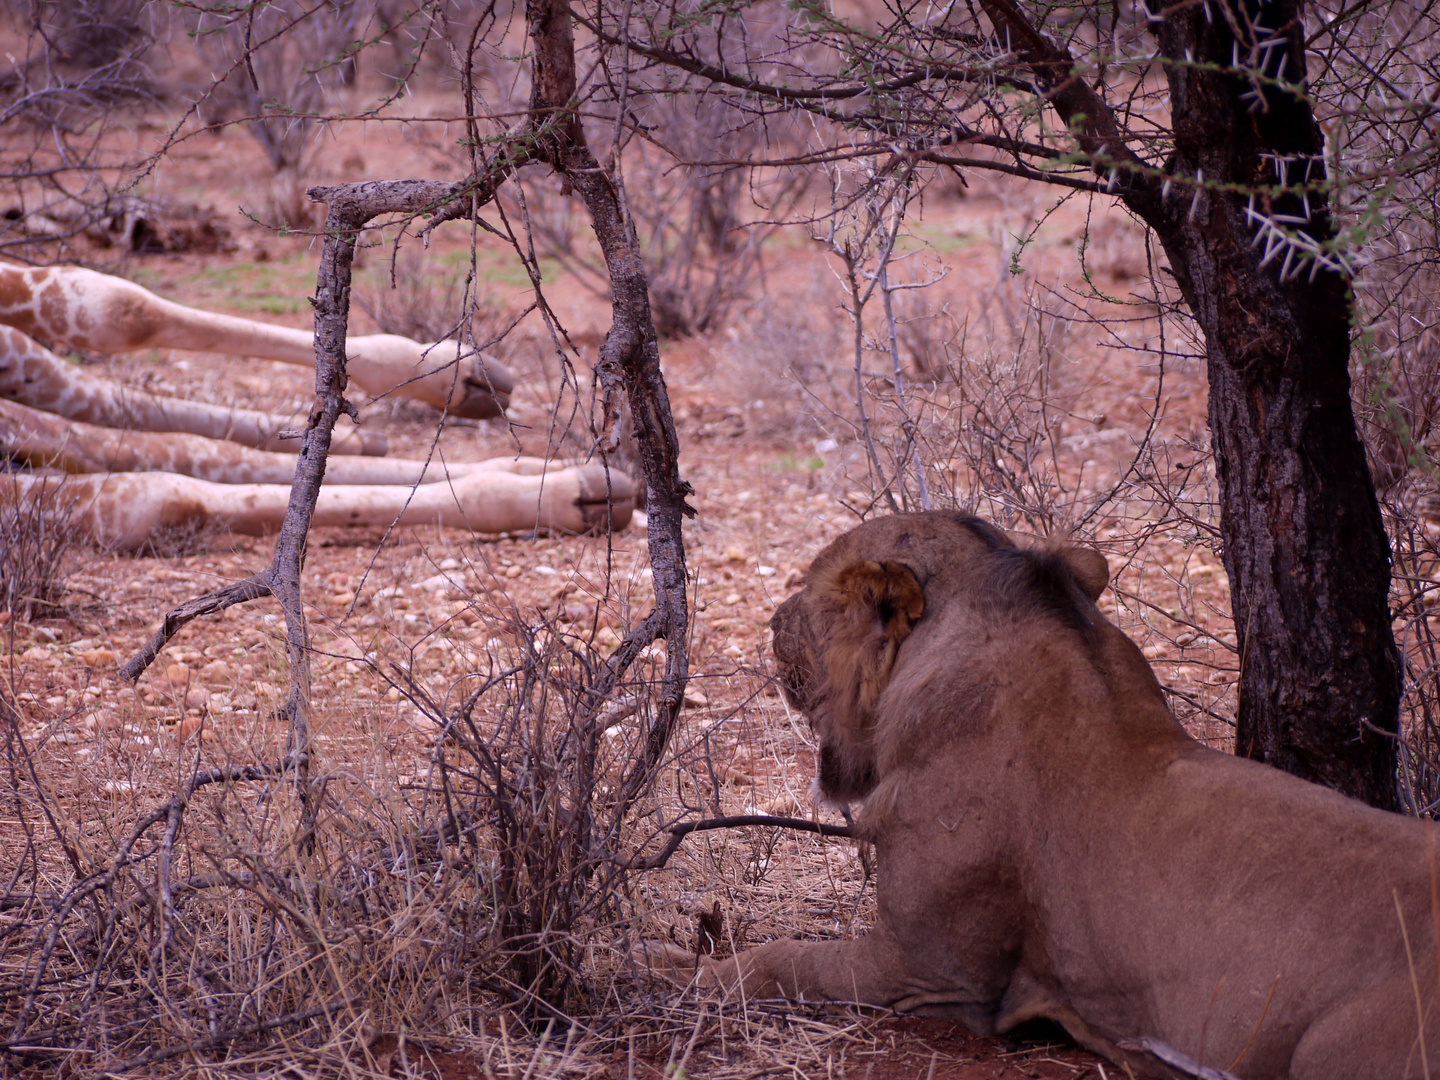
(656, 512, 1440, 1080)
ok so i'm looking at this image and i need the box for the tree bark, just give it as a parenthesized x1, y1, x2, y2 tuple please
(1142, 0, 1401, 808)
(975, 0, 1401, 807)
(524, 0, 695, 812)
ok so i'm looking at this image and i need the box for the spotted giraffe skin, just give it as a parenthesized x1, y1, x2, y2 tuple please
(1, 465, 634, 550)
(0, 326, 382, 455)
(0, 399, 556, 485)
(0, 262, 514, 419)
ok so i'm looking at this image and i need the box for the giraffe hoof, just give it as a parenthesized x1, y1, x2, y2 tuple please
(357, 430, 389, 456)
(328, 426, 389, 457)
(573, 465, 635, 534)
(450, 353, 514, 420)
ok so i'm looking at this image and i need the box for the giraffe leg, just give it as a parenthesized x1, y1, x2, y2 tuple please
(1, 466, 634, 550)
(0, 264, 513, 419)
(0, 399, 556, 485)
(0, 327, 384, 455)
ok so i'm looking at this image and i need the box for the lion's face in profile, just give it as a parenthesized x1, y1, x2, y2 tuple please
(770, 512, 1110, 806)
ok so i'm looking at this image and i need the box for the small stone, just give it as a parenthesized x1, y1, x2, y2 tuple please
(80, 648, 118, 668)
(505, 565, 524, 579)
(724, 593, 741, 606)
(757, 565, 777, 577)
(724, 547, 746, 563)
(165, 663, 190, 687)
(407, 714, 446, 745)
(179, 715, 205, 741)
(722, 644, 744, 659)
(184, 687, 210, 710)
(683, 687, 709, 708)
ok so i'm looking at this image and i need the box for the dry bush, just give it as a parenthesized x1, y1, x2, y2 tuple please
(357, 249, 477, 345)
(789, 164, 1246, 742)
(0, 0, 162, 260)
(190, 0, 375, 229)
(406, 618, 648, 1014)
(0, 476, 81, 620)
(1308, 0, 1440, 810)
(513, 98, 802, 340)
(0, 588, 688, 1068)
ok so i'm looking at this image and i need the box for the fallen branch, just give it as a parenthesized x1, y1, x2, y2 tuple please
(106, 997, 361, 1072)
(626, 814, 854, 871)
(119, 575, 271, 683)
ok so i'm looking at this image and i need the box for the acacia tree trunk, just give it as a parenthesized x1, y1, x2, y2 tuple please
(1143, 0, 1401, 808)
(977, 0, 1402, 808)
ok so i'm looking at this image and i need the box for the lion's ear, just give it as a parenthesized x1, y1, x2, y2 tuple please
(1063, 547, 1110, 601)
(833, 560, 926, 646)
(826, 560, 925, 711)
(805, 560, 925, 802)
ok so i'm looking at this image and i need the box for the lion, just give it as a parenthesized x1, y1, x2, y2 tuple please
(645, 512, 1440, 1080)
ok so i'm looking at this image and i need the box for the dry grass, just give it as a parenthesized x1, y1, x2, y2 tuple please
(0, 476, 83, 621)
(5, 109, 1440, 1080)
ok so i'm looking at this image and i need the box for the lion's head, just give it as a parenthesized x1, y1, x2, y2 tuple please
(770, 512, 1110, 806)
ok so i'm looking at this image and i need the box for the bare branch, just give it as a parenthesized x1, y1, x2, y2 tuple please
(627, 815, 855, 871)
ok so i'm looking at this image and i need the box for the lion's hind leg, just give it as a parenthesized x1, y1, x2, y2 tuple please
(1289, 980, 1440, 1080)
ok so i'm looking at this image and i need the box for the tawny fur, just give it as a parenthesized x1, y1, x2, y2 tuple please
(651, 512, 1440, 1080)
